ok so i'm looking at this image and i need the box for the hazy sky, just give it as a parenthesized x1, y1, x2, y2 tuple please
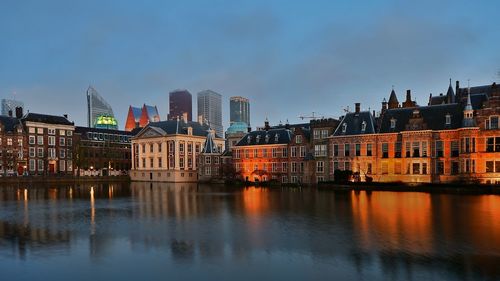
(1, 0, 499, 130)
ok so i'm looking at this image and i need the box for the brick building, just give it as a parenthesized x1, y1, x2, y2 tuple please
(0, 113, 26, 175)
(74, 126, 134, 176)
(330, 82, 500, 184)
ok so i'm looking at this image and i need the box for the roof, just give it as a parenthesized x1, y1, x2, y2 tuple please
(0, 116, 21, 132)
(235, 128, 293, 146)
(388, 89, 399, 104)
(429, 94, 448, 105)
(144, 105, 159, 121)
(226, 122, 249, 134)
(333, 111, 376, 136)
(75, 126, 135, 136)
(378, 103, 463, 133)
(137, 119, 219, 138)
(130, 106, 142, 122)
(22, 113, 74, 125)
(201, 131, 218, 154)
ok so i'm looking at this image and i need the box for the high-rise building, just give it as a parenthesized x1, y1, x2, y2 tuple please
(229, 96, 250, 126)
(1, 99, 24, 117)
(197, 90, 223, 137)
(86, 86, 117, 129)
(169, 90, 192, 121)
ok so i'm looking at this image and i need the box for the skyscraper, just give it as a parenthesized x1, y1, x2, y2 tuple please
(1, 99, 24, 117)
(169, 89, 192, 121)
(229, 96, 250, 126)
(197, 90, 223, 137)
(87, 86, 117, 129)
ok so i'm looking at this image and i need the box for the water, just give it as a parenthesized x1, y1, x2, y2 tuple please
(0, 182, 498, 281)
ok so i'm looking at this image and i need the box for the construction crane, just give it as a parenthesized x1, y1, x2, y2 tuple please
(298, 112, 324, 120)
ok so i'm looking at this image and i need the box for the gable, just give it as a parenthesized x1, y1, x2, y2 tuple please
(135, 126, 165, 138)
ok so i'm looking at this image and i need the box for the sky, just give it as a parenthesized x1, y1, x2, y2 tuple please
(1, 0, 499, 130)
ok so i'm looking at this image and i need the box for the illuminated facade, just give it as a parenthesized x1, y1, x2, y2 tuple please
(330, 82, 500, 184)
(130, 116, 224, 182)
(86, 86, 116, 129)
(232, 120, 312, 184)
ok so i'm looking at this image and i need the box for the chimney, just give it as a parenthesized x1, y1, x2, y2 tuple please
(8, 110, 12, 117)
(406, 90, 411, 101)
(264, 118, 270, 131)
(247, 126, 252, 133)
(355, 103, 360, 113)
(372, 110, 376, 117)
(381, 98, 387, 113)
(456, 80, 460, 97)
(182, 112, 188, 123)
(15, 107, 23, 119)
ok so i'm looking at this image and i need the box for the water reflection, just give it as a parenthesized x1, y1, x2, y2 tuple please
(0, 183, 498, 280)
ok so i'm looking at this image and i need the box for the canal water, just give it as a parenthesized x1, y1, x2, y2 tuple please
(0, 182, 498, 281)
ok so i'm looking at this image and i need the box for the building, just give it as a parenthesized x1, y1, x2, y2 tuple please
(197, 129, 224, 182)
(23, 113, 75, 175)
(232, 120, 312, 184)
(197, 90, 223, 137)
(225, 121, 249, 151)
(309, 118, 340, 182)
(124, 104, 160, 132)
(130, 116, 225, 182)
(74, 127, 134, 176)
(1, 99, 24, 117)
(0, 114, 26, 175)
(230, 96, 250, 126)
(169, 89, 192, 121)
(330, 81, 500, 184)
(86, 86, 117, 129)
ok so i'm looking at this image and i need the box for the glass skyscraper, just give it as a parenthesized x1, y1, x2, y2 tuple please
(169, 89, 192, 121)
(1, 99, 24, 117)
(229, 96, 250, 126)
(197, 90, 223, 137)
(87, 86, 118, 129)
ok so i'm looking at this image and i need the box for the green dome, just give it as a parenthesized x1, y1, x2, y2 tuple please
(226, 122, 248, 134)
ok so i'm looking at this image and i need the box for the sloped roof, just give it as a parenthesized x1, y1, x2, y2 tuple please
(144, 105, 159, 121)
(130, 106, 142, 122)
(138, 119, 217, 138)
(333, 111, 376, 136)
(75, 126, 135, 136)
(379, 103, 463, 133)
(429, 94, 448, 105)
(201, 131, 217, 154)
(22, 113, 74, 125)
(235, 128, 292, 146)
(0, 116, 21, 132)
(388, 89, 399, 104)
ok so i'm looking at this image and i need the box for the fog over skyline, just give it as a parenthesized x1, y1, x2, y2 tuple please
(1, 0, 499, 130)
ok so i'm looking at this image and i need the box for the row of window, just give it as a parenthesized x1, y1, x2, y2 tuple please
(0, 137, 23, 146)
(28, 135, 72, 146)
(313, 129, 329, 140)
(139, 142, 204, 155)
(28, 147, 72, 159)
(86, 132, 131, 143)
(28, 159, 73, 172)
(139, 157, 198, 170)
(235, 162, 306, 173)
(28, 127, 73, 136)
(234, 146, 306, 159)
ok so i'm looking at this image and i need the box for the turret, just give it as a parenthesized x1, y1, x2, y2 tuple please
(463, 87, 474, 127)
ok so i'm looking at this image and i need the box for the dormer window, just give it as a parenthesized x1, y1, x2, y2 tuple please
(489, 116, 499, 129)
(445, 114, 451, 125)
(247, 136, 252, 144)
(265, 134, 270, 143)
(390, 118, 396, 129)
(256, 135, 261, 143)
(361, 121, 366, 132)
(342, 123, 347, 133)
(274, 134, 279, 143)
(413, 109, 420, 117)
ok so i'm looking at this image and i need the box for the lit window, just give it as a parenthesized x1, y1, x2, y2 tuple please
(390, 118, 396, 129)
(361, 121, 366, 132)
(342, 123, 347, 133)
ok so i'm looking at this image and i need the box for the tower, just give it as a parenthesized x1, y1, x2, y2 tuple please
(463, 87, 474, 127)
(197, 90, 223, 137)
(388, 88, 400, 109)
(169, 90, 192, 121)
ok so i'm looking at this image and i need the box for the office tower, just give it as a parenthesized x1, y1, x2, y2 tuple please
(1, 99, 24, 117)
(169, 89, 192, 121)
(86, 86, 117, 129)
(229, 96, 250, 126)
(197, 90, 223, 137)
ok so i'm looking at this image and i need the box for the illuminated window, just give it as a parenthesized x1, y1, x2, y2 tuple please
(342, 123, 347, 133)
(390, 118, 396, 129)
(361, 121, 366, 132)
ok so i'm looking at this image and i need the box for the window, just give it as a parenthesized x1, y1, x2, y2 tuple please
(435, 141, 443, 157)
(37, 148, 44, 158)
(282, 176, 288, 183)
(321, 129, 329, 139)
(7, 138, 12, 146)
(188, 158, 193, 168)
(450, 141, 459, 157)
(316, 161, 324, 173)
(205, 156, 211, 165)
(390, 118, 396, 129)
(296, 135, 302, 143)
(422, 141, 427, 157)
(59, 130, 65, 136)
(142, 144, 146, 153)
(361, 121, 366, 132)
(445, 114, 451, 125)
(367, 163, 372, 174)
(38, 160, 44, 171)
(381, 162, 388, 174)
(29, 159, 36, 171)
(291, 162, 297, 173)
(344, 144, 350, 157)
(342, 123, 347, 133)
(59, 149, 65, 159)
(405, 142, 411, 157)
(179, 143, 184, 154)
(150, 158, 154, 168)
(48, 136, 55, 146)
(395, 162, 401, 174)
(158, 143, 162, 153)
(314, 144, 327, 157)
(355, 144, 361, 156)
(462, 137, 475, 153)
(422, 163, 428, 174)
(412, 163, 420, 174)
(382, 143, 389, 158)
(486, 137, 500, 152)
(451, 162, 459, 175)
(291, 147, 297, 157)
(366, 143, 372, 156)
(344, 162, 350, 171)
(262, 149, 267, 157)
(29, 127, 35, 134)
(314, 130, 320, 139)
(299, 146, 306, 157)
(282, 147, 288, 157)
(214, 157, 219, 165)
(37, 128, 43, 134)
(254, 149, 258, 158)
(67, 131, 72, 137)
(59, 137, 65, 146)
(29, 135, 35, 145)
(395, 142, 401, 158)
(59, 160, 65, 172)
(436, 161, 444, 175)
(272, 148, 278, 158)
(489, 116, 499, 129)
(272, 163, 278, 172)
(48, 148, 56, 158)
(37, 136, 43, 145)
(180, 158, 185, 168)
(333, 144, 339, 157)
(282, 162, 288, 172)
(195, 144, 200, 153)
(29, 147, 35, 158)
(412, 142, 420, 157)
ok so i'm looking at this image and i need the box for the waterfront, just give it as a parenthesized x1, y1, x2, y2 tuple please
(0, 183, 499, 281)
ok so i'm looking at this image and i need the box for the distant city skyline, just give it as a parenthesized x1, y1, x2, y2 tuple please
(197, 90, 223, 137)
(1, 0, 499, 129)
